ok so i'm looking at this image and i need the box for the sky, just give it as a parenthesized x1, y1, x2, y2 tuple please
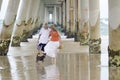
(100, 0, 108, 18)
(0, 0, 108, 19)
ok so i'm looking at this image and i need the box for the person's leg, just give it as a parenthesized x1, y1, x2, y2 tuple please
(37, 43, 43, 54)
(40, 44, 46, 55)
(36, 43, 43, 62)
(37, 43, 47, 62)
(41, 44, 46, 52)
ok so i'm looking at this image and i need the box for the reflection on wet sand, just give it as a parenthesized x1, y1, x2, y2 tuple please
(0, 53, 119, 80)
(89, 54, 100, 80)
(57, 53, 89, 80)
(0, 56, 11, 80)
(0, 56, 38, 80)
(109, 67, 120, 80)
(37, 61, 60, 80)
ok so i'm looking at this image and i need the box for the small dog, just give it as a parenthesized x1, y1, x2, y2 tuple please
(36, 53, 46, 62)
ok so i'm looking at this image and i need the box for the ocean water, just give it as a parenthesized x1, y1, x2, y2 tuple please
(100, 19, 108, 36)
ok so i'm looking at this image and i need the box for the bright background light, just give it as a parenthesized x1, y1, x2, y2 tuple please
(100, 0, 108, 18)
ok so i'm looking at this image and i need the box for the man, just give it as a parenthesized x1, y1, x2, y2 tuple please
(37, 23, 50, 62)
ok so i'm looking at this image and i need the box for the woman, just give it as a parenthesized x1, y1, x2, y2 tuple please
(44, 25, 61, 63)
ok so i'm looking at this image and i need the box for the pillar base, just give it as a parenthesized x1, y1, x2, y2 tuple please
(80, 33, 89, 45)
(28, 30, 34, 38)
(21, 39, 28, 42)
(0, 39, 10, 56)
(67, 31, 74, 38)
(61, 26, 66, 33)
(28, 35, 33, 38)
(21, 30, 29, 42)
(74, 32, 80, 42)
(11, 36, 21, 47)
(64, 30, 68, 36)
(89, 38, 101, 54)
(108, 47, 120, 67)
(32, 28, 38, 35)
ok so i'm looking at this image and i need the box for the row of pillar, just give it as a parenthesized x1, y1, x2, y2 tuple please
(44, 5, 62, 25)
(61, 0, 120, 67)
(64, 0, 100, 52)
(0, 0, 45, 55)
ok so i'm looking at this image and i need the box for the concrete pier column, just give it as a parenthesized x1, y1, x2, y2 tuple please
(31, 0, 41, 35)
(44, 7, 49, 23)
(38, 0, 45, 24)
(21, 0, 41, 41)
(11, 0, 30, 46)
(74, 0, 81, 41)
(79, 0, 89, 45)
(62, 1, 66, 27)
(89, 0, 101, 54)
(56, 7, 59, 25)
(53, 6, 57, 25)
(46, 8, 49, 23)
(32, 0, 41, 35)
(67, 0, 75, 38)
(66, 0, 70, 35)
(58, 6, 62, 25)
(30, 0, 41, 36)
(0, 0, 20, 55)
(108, 0, 120, 67)
(44, 7, 47, 23)
(0, 0, 2, 10)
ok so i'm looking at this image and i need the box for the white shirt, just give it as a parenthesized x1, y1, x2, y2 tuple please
(38, 27, 50, 44)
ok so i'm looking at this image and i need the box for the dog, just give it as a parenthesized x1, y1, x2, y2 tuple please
(36, 53, 46, 62)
